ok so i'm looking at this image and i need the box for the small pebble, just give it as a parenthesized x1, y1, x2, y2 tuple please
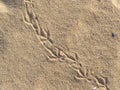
(112, 32, 116, 37)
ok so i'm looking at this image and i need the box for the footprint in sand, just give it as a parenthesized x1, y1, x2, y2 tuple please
(0, 1, 8, 13)
(111, 0, 120, 9)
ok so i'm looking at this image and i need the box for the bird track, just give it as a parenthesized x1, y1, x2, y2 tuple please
(22, 0, 110, 90)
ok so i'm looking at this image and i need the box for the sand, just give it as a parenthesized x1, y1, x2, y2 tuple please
(0, 1, 7, 12)
(112, 0, 120, 9)
(0, 0, 120, 90)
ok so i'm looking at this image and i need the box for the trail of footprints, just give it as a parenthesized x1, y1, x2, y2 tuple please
(22, 0, 110, 90)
